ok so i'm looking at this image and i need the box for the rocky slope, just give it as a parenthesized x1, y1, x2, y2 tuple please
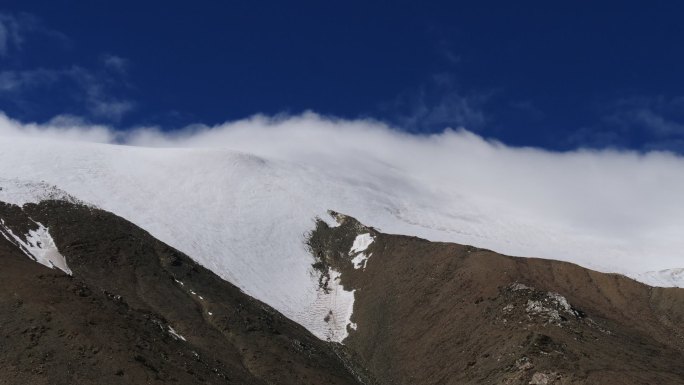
(309, 213, 684, 385)
(2, 197, 684, 385)
(0, 201, 365, 385)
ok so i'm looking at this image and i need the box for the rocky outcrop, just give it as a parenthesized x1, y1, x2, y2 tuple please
(309, 213, 684, 385)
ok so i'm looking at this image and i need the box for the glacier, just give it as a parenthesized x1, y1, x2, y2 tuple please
(1, 125, 684, 341)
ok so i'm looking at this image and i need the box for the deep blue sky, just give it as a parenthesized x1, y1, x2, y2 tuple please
(1, 1, 684, 151)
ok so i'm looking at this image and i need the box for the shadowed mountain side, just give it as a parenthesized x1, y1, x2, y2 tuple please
(0, 201, 367, 385)
(308, 214, 684, 385)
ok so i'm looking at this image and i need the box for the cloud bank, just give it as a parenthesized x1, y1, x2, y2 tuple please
(2, 110, 684, 278)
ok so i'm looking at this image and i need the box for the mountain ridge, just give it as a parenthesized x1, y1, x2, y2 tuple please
(0, 200, 368, 384)
(308, 214, 684, 384)
(2, 198, 684, 383)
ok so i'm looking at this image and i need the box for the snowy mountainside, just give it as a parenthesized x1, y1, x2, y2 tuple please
(1, 135, 683, 341)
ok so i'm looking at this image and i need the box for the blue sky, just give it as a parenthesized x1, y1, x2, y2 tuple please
(1, 1, 683, 152)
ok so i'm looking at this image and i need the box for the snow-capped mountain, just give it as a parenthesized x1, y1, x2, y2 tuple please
(2, 129, 684, 384)
(1, 126, 684, 341)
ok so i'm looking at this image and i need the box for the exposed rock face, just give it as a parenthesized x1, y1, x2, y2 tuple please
(3, 200, 684, 385)
(308, 214, 684, 385)
(0, 201, 366, 385)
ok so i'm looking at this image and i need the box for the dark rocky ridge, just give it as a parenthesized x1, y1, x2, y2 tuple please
(0, 201, 366, 385)
(309, 213, 684, 385)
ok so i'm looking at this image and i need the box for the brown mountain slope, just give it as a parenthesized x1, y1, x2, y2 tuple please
(3, 199, 684, 385)
(0, 201, 366, 385)
(309, 213, 684, 385)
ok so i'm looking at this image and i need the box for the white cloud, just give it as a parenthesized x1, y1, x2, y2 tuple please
(0, 112, 116, 143)
(126, 113, 684, 243)
(2, 110, 684, 280)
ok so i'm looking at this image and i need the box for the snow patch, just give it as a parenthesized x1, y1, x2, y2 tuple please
(168, 326, 186, 341)
(311, 268, 355, 342)
(351, 253, 371, 270)
(319, 211, 341, 228)
(0, 219, 72, 275)
(350, 233, 374, 254)
(350, 233, 374, 270)
(631, 269, 684, 288)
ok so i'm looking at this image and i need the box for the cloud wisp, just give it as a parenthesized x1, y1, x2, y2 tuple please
(0, 12, 69, 57)
(0, 63, 135, 122)
(0, 12, 132, 122)
(382, 73, 489, 133)
(0, 13, 21, 56)
(571, 96, 684, 152)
